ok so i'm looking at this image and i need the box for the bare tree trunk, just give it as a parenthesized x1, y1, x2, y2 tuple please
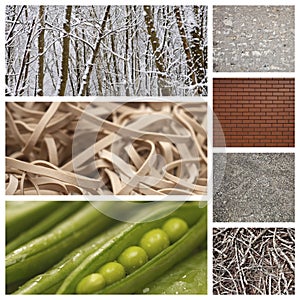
(131, 6, 136, 94)
(14, 17, 35, 95)
(50, 30, 60, 83)
(106, 10, 119, 94)
(56, 5, 72, 96)
(74, 6, 81, 95)
(123, 6, 130, 96)
(74, 32, 81, 94)
(37, 5, 45, 96)
(110, 34, 119, 94)
(96, 58, 103, 95)
(174, 6, 198, 90)
(134, 7, 141, 95)
(159, 6, 169, 64)
(145, 38, 150, 95)
(143, 5, 171, 96)
(79, 6, 111, 96)
(19, 7, 32, 96)
(5, 5, 24, 94)
(190, 6, 207, 94)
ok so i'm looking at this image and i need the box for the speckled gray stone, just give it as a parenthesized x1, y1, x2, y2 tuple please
(213, 153, 295, 222)
(213, 6, 295, 72)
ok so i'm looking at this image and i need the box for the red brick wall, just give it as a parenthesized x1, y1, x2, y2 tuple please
(213, 78, 294, 147)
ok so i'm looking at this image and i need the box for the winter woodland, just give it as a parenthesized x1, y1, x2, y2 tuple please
(5, 5, 208, 96)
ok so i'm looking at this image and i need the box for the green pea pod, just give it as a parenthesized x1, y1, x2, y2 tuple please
(6, 203, 116, 285)
(13, 222, 130, 294)
(6, 201, 62, 243)
(140, 249, 207, 294)
(101, 213, 207, 294)
(6, 201, 85, 254)
(57, 203, 206, 294)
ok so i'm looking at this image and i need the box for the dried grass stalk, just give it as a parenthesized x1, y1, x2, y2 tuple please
(213, 228, 295, 295)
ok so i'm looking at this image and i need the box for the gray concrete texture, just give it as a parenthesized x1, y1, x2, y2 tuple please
(213, 153, 294, 222)
(213, 6, 295, 72)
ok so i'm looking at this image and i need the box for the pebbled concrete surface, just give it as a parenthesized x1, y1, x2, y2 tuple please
(213, 6, 295, 72)
(213, 153, 294, 222)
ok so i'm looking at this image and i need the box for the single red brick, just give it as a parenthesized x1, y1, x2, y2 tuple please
(235, 83, 249, 88)
(278, 80, 290, 84)
(248, 108, 261, 112)
(277, 119, 288, 124)
(249, 92, 261, 96)
(284, 84, 295, 89)
(247, 115, 257, 119)
(284, 92, 294, 96)
(256, 80, 267, 84)
(243, 119, 255, 123)
(265, 120, 276, 124)
(252, 96, 266, 103)
(265, 110, 278, 116)
(272, 92, 284, 96)
(267, 96, 278, 101)
(255, 112, 266, 116)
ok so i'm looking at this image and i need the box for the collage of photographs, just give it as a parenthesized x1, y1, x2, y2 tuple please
(3, 1, 298, 298)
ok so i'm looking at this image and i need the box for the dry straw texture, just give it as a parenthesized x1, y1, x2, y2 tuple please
(213, 228, 295, 295)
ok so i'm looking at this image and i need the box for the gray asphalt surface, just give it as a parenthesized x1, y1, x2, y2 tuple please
(213, 6, 295, 72)
(213, 153, 294, 222)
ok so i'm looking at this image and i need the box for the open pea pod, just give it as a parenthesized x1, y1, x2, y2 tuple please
(57, 202, 206, 294)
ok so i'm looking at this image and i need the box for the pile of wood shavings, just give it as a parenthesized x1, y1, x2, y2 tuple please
(213, 228, 295, 295)
(6, 102, 207, 195)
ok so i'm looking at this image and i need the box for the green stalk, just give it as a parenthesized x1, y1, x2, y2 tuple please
(13, 222, 129, 294)
(6, 201, 62, 242)
(6, 201, 85, 254)
(6, 204, 116, 285)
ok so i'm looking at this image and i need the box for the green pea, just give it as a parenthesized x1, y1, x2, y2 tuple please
(139, 228, 170, 259)
(98, 262, 125, 285)
(76, 273, 106, 294)
(162, 217, 189, 243)
(118, 246, 148, 274)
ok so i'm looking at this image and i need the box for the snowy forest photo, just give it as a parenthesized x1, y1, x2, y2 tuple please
(5, 5, 208, 96)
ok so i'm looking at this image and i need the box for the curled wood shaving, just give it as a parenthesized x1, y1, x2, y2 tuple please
(6, 102, 207, 195)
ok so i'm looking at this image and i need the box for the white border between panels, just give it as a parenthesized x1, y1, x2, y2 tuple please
(1, 0, 298, 298)
(213, 147, 296, 153)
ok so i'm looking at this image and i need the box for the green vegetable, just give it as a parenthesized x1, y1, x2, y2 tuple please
(118, 246, 149, 274)
(6, 203, 116, 285)
(6, 201, 61, 243)
(162, 217, 189, 243)
(57, 203, 206, 294)
(6, 201, 85, 254)
(99, 262, 126, 285)
(13, 222, 129, 294)
(76, 274, 106, 294)
(140, 250, 207, 294)
(139, 229, 170, 258)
